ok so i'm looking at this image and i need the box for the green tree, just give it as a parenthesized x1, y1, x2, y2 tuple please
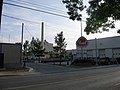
(62, 0, 120, 34)
(30, 37, 45, 58)
(85, 0, 120, 34)
(23, 40, 30, 60)
(62, 0, 85, 20)
(55, 31, 67, 62)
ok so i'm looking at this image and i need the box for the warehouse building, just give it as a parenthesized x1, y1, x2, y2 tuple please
(68, 36, 120, 61)
(44, 40, 53, 52)
(0, 43, 21, 68)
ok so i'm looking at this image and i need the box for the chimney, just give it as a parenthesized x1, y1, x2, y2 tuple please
(41, 22, 44, 49)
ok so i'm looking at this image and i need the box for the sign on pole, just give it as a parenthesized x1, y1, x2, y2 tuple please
(76, 36, 87, 47)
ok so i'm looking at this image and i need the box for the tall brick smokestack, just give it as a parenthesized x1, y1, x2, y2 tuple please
(41, 22, 44, 49)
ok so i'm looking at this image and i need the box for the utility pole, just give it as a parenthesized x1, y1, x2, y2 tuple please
(0, 0, 3, 31)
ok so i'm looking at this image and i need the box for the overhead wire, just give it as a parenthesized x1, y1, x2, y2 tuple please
(3, 2, 69, 19)
(3, 2, 87, 22)
(6, 0, 67, 15)
(3, 14, 86, 33)
(2, 14, 40, 24)
(6, 0, 88, 20)
(24, 26, 34, 38)
(3, 1, 88, 33)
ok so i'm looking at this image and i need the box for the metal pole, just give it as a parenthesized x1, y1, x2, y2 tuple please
(95, 38, 98, 65)
(80, 19, 83, 59)
(80, 20, 82, 37)
(0, 0, 3, 31)
(21, 23, 24, 45)
(20, 23, 24, 65)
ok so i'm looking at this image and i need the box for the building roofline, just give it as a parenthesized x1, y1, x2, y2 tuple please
(0, 43, 21, 45)
(88, 35, 120, 41)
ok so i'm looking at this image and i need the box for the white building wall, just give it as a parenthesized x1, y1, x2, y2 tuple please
(92, 50, 97, 58)
(76, 36, 120, 59)
(87, 50, 93, 57)
(105, 49, 112, 58)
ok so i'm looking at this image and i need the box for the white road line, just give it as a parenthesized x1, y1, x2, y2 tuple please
(114, 82, 120, 86)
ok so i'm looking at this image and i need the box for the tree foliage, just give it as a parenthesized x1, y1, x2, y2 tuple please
(63, 0, 120, 34)
(30, 37, 45, 57)
(23, 37, 45, 59)
(55, 31, 67, 51)
(55, 31, 67, 59)
(62, 0, 86, 20)
(23, 40, 30, 57)
(85, 0, 120, 34)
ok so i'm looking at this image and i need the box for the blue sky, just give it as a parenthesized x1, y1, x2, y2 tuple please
(1, 0, 120, 50)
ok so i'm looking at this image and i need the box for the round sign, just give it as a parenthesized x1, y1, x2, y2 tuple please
(76, 36, 87, 47)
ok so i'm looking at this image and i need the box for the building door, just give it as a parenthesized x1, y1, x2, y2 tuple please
(0, 53, 4, 68)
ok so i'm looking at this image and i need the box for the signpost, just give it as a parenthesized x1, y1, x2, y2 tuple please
(76, 18, 88, 59)
(76, 36, 87, 59)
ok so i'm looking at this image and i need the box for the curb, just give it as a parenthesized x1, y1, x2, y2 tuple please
(0, 67, 35, 77)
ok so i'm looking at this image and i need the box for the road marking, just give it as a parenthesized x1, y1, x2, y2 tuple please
(114, 82, 120, 86)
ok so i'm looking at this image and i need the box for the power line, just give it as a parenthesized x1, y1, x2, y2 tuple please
(7, 0, 66, 15)
(3, 2, 69, 19)
(3, 14, 40, 24)
(24, 26, 34, 38)
(3, 2, 87, 22)
(3, 14, 87, 32)
(6, 0, 88, 20)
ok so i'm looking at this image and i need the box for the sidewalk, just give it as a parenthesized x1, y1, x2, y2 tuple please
(0, 67, 35, 76)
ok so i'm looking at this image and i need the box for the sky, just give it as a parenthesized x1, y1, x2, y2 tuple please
(1, 0, 120, 50)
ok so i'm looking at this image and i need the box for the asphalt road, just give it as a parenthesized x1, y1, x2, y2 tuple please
(1, 63, 120, 90)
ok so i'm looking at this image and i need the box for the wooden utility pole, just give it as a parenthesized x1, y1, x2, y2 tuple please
(0, 0, 3, 31)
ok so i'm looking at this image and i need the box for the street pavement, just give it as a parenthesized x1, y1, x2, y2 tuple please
(1, 63, 120, 90)
(26, 63, 120, 74)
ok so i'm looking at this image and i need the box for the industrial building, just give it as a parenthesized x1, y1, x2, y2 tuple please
(0, 43, 21, 68)
(68, 36, 120, 61)
(44, 40, 53, 52)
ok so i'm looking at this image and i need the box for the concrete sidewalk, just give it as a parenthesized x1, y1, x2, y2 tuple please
(0, 67, 35, 76)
